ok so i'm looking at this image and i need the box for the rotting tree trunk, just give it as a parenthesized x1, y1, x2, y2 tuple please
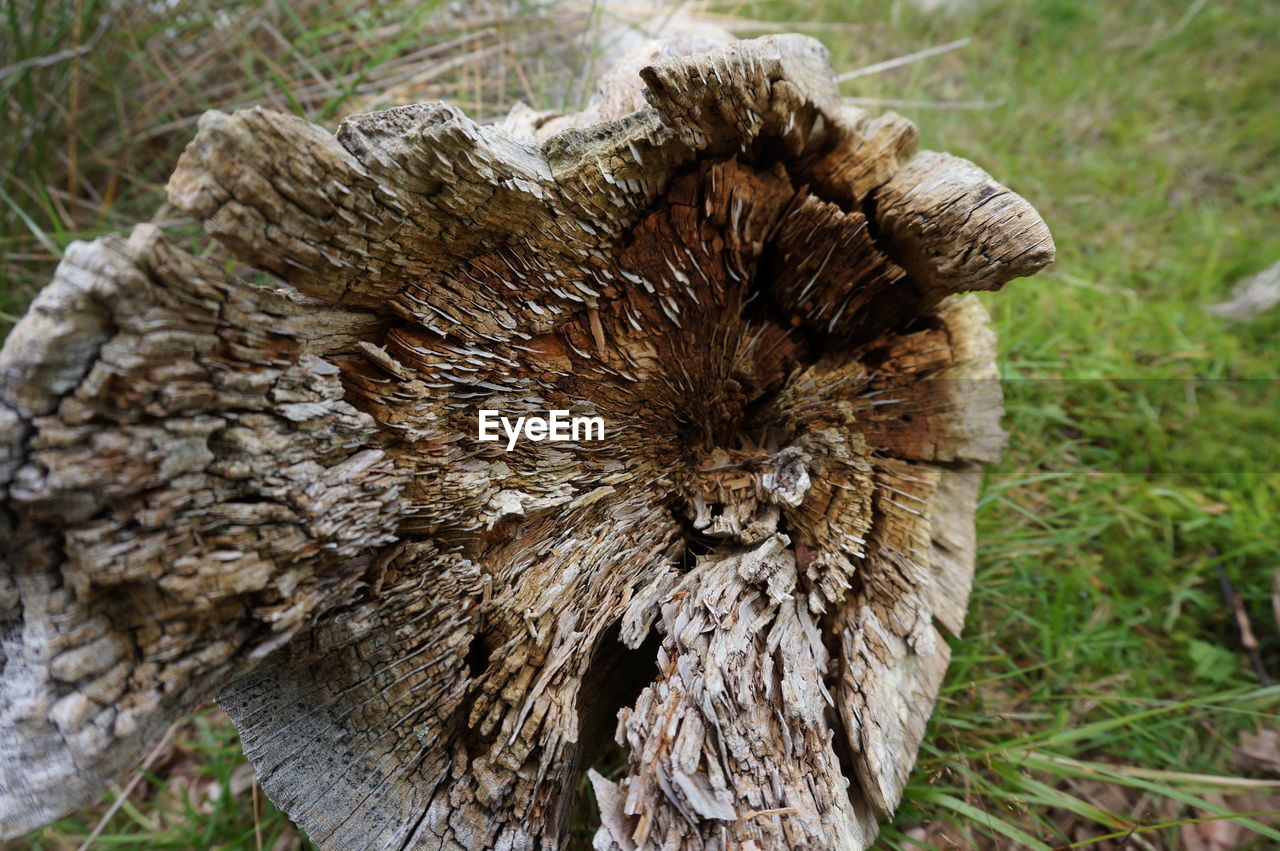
(0, 31, 1052, 850)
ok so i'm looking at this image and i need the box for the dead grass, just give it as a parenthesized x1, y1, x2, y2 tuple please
(0, 0, 607, 323)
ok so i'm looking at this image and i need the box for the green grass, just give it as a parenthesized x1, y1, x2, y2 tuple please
(13, 707, 306, 850)
(4, 0, 1279, 847)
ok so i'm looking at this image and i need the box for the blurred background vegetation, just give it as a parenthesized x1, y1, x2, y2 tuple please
(2, 0, 1278, 847)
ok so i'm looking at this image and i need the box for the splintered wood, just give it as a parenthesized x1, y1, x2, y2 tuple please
(0, 34, 1052, 849)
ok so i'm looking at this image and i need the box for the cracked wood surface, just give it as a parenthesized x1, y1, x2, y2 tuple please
(0, 32, 1052, 849)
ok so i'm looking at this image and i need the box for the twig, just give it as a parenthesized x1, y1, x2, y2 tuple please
(1213, 558, 1273, 686)
(836, 37, 971, 82)
(76, 723, 177, 851)
(253, 779, 263, 851)
(0, 44, 91, 81)
(66, 0, 85, 224)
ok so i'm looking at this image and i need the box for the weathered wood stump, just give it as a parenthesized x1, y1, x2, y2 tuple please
(0, 33, 1052, 849)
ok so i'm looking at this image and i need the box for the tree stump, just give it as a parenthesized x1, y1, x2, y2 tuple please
(0, 33, 1052, 849)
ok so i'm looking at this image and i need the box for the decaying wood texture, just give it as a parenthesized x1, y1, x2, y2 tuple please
(0, 32, 1052, 849)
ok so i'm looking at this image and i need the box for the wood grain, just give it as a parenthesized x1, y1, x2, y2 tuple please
(0, 33, 1052, 849)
